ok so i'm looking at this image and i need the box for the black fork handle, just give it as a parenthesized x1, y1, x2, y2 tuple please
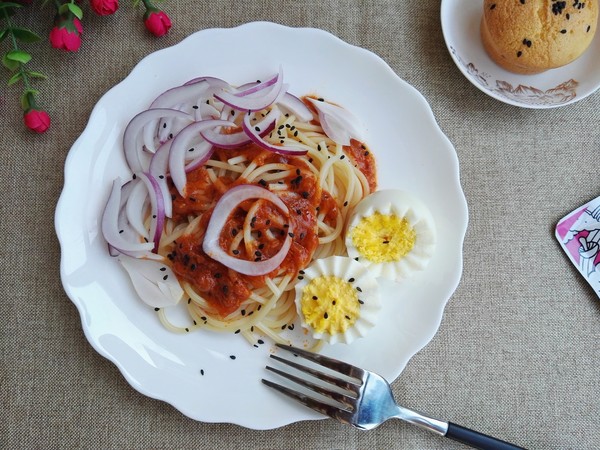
(445, 422, 527, 450)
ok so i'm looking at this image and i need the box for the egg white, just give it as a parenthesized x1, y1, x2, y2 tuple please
(294, 256, 381, 345)
(345, 189, 436, 282)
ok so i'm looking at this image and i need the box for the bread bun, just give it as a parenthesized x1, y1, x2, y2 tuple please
(481, 0, 599, 74)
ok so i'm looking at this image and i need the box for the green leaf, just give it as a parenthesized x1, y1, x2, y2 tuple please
(25, 71, 47, 80)
(11, 27, 41, 43)
(7, 71, 22, 86)
(66, 3, 83, 20)
(0, 2, 23, 10)
(5, 50, 31, 64)
(2, 53, 19, 71)
(20, 88, 38, 110)
(58, 3, 69, 15)
(0, 28, 7, 43)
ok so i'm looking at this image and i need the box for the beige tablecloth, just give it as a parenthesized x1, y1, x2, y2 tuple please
(2, 1, 600, 449)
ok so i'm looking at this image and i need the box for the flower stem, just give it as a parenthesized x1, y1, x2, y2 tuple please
(2, 7, 33, 95)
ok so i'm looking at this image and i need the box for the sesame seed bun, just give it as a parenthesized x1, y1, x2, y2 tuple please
(481, 0, 599, 75)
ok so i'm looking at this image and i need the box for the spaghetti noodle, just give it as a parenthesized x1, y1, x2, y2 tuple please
(103, 70, 377, 348)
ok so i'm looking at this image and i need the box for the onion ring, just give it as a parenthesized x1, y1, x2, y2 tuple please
(202, 184, 294, 276)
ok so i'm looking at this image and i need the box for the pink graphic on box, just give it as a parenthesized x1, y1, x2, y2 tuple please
(556, 196, 600, 295)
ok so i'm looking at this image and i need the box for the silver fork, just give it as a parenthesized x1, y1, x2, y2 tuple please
(263, 344, 526, 450)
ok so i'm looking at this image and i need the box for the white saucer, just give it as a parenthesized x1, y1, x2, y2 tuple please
(441, 0, 600, 109)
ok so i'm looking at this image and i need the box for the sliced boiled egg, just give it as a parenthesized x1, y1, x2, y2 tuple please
(345, 189, 436, 282)
(294, 256, 381, 345)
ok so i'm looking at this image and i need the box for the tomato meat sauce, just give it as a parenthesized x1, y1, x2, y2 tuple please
(168, 142, 375, 317)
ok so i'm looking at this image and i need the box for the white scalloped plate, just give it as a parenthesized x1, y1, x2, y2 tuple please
(55, 22, 468, 429)
(441, 0, 600, 108)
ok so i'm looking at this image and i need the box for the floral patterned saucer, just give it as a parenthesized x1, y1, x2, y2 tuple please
(441, 0, 600, 109)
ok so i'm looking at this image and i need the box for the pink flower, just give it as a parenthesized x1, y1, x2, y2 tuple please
(90, 0, 119, 16)
(49, 17, 83, 52)
(24, 109, 51, 133)
(144, 10, 171, 37)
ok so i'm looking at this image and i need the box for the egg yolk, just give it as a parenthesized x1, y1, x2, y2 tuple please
(300, 275, 359, 335)
(350, 212, 416, 263)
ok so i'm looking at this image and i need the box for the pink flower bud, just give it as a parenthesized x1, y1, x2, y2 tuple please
(144, 11, 172, 37)
(90, 0, 119, 16)
(24, 109, 51, 133)
(49, 18, 83, 52)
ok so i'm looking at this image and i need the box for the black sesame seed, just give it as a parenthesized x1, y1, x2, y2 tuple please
(231, 228, 238, 236)
(356, 287, 363, 292)
(324, 312, 329, 319)
(312, 295, 318, 300)
(343, 201, 348, 207)
(200, 369, 204, 375)
(288, 324, 295, 330)
(358, 299, 364, 304)
(255, 126, 261, 132)
(222, 285, 229, 294)
(119, 229, 124, 234)
(185, 328, 190, 332)
(383, 240, 390, 244)
(192, 105, 199, 109)
(340, 155, 345, 160)
(587, 25, 591, 32)
(345, 315, 351, 320)
(258, 243, 265, 250)
(348, 277, 355, 282)
(332, 300, 336, 305)
(235, 329, 241, 334)
(160, 267, 167, 271)
(298, 276, 304, 280)
(163, 123, 167, 128)
(230, 355, 236, 360)
(190, 264, 196, 270)
(232, 249, 240, 255)
(517, 51, 523, 57)
(154, 307, 160, 311)
(214, 272, 221, 278)
(490, 3, 496, 9)
(241, 309, 246, 316)
(187, 298, 191, 304)
(302, 191, 309, 199)
(255, 250, 262, 257)
(258, 339, 264, 344)
(561, 29, 567, 34)
(288, 232, 295, 237)
(163, 274, 168, 280)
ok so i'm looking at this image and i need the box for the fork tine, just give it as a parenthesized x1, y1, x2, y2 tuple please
(261, 378, 354, 425)
(265, 364, 356, 406)
(275, 344, 365, 380)
(269, 354, 361, 393)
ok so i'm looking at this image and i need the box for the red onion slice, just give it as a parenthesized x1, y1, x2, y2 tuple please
(203, 185, 294, 276)
(118, 254, 183, 308)
(233, 70, 279, 97)
(214, 68, 285, 112)
(201, 110, 276, 149)
(241, 108, 307, 156)
(149, 140, 173, 218)
(306, 98, 363, 146)
(124, 108, 191, 172)
(169, 119, 235, 196)
(102, 178, 155, 254)
(125, 178, 150, 238)
(277, 92, 314, 122)
(137, 172, 165, 253)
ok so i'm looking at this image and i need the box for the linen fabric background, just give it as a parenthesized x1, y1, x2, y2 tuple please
(2, 1, 599, 449)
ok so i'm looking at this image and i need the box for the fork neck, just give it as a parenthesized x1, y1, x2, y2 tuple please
(394, 405, 448, 436)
